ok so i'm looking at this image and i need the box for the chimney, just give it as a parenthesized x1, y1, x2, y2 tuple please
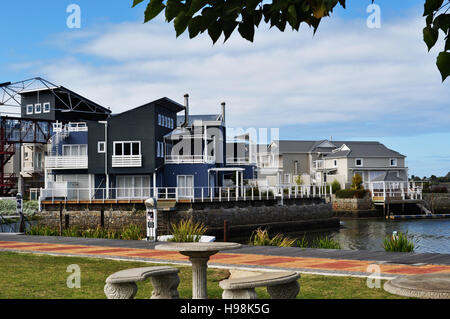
(183, 94, 189, 127)
(221, 102, 226, 124)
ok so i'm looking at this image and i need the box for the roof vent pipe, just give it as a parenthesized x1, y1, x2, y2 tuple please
(183, 94, 189, 127)
(221, 102, 226, 124)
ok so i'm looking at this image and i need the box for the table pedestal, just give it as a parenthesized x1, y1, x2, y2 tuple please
(183, 251, 216, 299)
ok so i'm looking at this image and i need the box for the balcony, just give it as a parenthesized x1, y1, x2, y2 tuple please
(45, 156, 88, 170)
(112, 155, 142, 167)
(165, 155, 215, 164)
(313, 160, 325, 170)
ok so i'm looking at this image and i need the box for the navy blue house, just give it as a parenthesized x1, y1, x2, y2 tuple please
(41, 94, 256, 201)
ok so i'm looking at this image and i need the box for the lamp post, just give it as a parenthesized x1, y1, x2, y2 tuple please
(16, 193, 24, 233)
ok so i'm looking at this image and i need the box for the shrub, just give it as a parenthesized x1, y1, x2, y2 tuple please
(250, 228, 296, 247)
(169, 218, 208, 242)
(351, 174, 364, 190)
(430, 185, 448, 193)
(383, 231, 415, 252)
(294, 176, 303, 186)
(120, 224, 145, 241)
(330, 180, 341, 194)
(312, 236, 341, 249)
(336, 189, 368, 199)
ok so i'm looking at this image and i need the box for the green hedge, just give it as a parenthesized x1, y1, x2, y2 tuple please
(335, 189, 368, 199)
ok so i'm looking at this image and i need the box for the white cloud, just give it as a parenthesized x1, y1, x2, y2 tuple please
(30, 15, 449, 134)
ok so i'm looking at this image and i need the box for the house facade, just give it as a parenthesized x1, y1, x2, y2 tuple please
(40, 95, 256, 201)
(256, 140, 408, 190)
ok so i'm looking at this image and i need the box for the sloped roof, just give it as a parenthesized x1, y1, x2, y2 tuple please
(324, 141, 405, 158)
(371, 172, 405, 182)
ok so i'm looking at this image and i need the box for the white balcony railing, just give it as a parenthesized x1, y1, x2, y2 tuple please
(313, 160, 324, 169)
(112, 155, 142, 167)
(165, 155, 215, 164)
(45, 156, 88, 169)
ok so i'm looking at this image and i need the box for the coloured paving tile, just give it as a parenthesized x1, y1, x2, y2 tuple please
(2, 240, 450, 277)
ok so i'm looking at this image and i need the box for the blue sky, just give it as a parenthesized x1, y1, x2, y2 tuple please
(1, 0, 449, 177)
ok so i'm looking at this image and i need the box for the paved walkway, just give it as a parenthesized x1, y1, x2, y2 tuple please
(1, 235, 450, 279)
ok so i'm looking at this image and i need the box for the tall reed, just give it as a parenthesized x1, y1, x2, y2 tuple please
(169, 218, 208, 242)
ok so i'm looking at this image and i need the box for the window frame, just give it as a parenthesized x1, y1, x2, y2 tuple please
(34, 103, 42, 114)
(26, 104, 34, 115)
(390, 158, 398, 167)
(355, 158, 363, 167)
(113, 141, 141, 156)
(98, 141, 106, 153)
(43, 102, 51, 113)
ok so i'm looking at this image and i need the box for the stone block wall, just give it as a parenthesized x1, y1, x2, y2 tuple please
(423, 193, 450, 213)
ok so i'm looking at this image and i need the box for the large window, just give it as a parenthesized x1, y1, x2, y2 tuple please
(116, 175, 150, 199)
(113, 141, 141, 156)
(177, 175, 194, 198)
(62, 144, 87, 156)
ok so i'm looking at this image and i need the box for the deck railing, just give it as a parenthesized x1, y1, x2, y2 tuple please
(365, 182, 423, 201)
(39, 184, 333, 204)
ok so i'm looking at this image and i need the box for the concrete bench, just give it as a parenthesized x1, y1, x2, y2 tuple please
(104, 266, 180, 299)
(219, 270, 300, 299)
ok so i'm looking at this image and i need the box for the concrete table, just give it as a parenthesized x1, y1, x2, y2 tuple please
(155, 242, 241, 299)
(384, 273, 450, 299)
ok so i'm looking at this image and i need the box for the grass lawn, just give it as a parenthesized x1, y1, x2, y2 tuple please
(0, 251, 408, 299)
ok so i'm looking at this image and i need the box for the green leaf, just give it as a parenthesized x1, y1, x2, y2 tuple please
(132, 0, 146, 8)
(208, 20, 222, 44)
(434, 13, 450, 33)
(423, 0, 444, 16)
(174, 12, 191, 37)
(144, 0, 165, 22)
(436, 51, 450, 82)
(188, 15, 204, 38)
(166, 0, 184, 22)
(188, 0, 209, 16)
(238, 14, 255, 42)
(222, 19, 239, 42)
(423, 25, 439, 51)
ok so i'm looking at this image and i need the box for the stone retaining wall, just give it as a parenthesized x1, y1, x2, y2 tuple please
(36, 200, 338, 240)
(423, 193, 450, 213)
(331, 195, 379, 217)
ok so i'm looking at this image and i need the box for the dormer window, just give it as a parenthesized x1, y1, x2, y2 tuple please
(390, 158, 397, 167)
(355, 158, 363, 167)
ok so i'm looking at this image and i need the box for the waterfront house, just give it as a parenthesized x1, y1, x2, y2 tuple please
(256, 140, 408, 190)
(1, 81, 111, 197)
(40, 95, 256, 201)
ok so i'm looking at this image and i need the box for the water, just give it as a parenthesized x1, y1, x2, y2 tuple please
(290, 218, 450, 254)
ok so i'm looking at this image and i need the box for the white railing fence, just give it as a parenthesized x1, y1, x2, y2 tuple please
(39, 184, 333, 203)
(365, 182, 423, 200)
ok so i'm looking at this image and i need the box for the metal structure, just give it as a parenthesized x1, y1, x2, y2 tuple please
(0, 77, 111, 196)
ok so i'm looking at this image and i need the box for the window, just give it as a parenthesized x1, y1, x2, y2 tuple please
(284, 174, 291, 184)
(116, 176, 150, 199)
(98, 142, 105, 153)
(63, 144, 87, 156)
(390, 158, 397, 167)
(35, 103, 42, 114)
(113, 141, 141, 156)
(43, 102, 51, 113)
(26, 104, 33, 115)
(355, 158, 363, 167)
(158, 114, 162, 126)
(333, 159, 338, 167)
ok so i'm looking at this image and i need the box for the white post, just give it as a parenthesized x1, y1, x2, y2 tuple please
(236, 170, 239, 201)
(201, 188, 204, 202)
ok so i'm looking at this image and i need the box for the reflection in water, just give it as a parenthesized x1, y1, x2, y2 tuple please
(287, 219, 450, 253)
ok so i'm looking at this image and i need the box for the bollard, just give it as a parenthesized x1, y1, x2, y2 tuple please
(145, 198, 158, 242)
(223, 220, 229, 242)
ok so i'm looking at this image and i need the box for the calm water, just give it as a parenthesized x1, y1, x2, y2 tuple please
(295, 218, 450, 254)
